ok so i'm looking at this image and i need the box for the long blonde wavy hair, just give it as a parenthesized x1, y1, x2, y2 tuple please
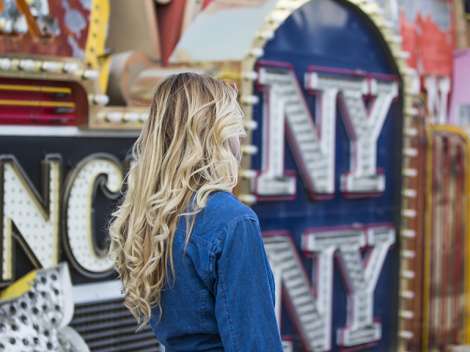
(108, 73, 245, 328)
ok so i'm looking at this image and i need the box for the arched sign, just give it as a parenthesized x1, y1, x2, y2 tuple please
(249, 1, 402, 350)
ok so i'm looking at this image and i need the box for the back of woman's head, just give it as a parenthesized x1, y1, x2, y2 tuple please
(108, 72, 245, 327)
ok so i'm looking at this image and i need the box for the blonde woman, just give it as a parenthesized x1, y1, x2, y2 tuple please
(109, 73, 283, 351)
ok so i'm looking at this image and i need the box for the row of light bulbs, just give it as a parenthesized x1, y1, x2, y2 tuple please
(0, 57, 98, 80)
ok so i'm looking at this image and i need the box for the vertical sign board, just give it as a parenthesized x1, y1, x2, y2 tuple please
(250, 1, 402, 351)
(422, 126, 470, 350)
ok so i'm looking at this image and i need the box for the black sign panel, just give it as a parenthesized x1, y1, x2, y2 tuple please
(0, 132, 137, 286)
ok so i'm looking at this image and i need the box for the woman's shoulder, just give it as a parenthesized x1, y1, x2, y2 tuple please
(205, 190, 258, 222)
(202, 191, 262, 252)
(191, 191, 259, 241)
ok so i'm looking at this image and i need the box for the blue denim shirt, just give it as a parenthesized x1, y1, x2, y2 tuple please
(149, 191, 283, 351)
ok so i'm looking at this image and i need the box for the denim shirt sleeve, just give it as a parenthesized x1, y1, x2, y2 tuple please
(211, 215, 283, 352)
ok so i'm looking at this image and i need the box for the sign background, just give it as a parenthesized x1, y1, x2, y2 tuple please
(251, 1, 403, 350)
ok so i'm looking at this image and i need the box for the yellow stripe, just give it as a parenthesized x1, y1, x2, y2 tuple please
(0, 99, 75, 108)
(85, 0, 109, 69)
(422, 125, 432, 351)
(0, 84, 71, 94)
(99, 56, 111, 93)
(85, 0, 110, 92)
(0, 270, 37, 301)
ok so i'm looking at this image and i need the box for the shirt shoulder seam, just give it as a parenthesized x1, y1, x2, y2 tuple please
(214, 213, 258, 243)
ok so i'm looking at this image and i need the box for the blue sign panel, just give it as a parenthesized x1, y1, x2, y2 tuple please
(250, 1, 401, 350)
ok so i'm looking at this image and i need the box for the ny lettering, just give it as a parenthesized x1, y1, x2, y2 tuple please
(264, 226, 395, 350)
(255, 64, 398, 198)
